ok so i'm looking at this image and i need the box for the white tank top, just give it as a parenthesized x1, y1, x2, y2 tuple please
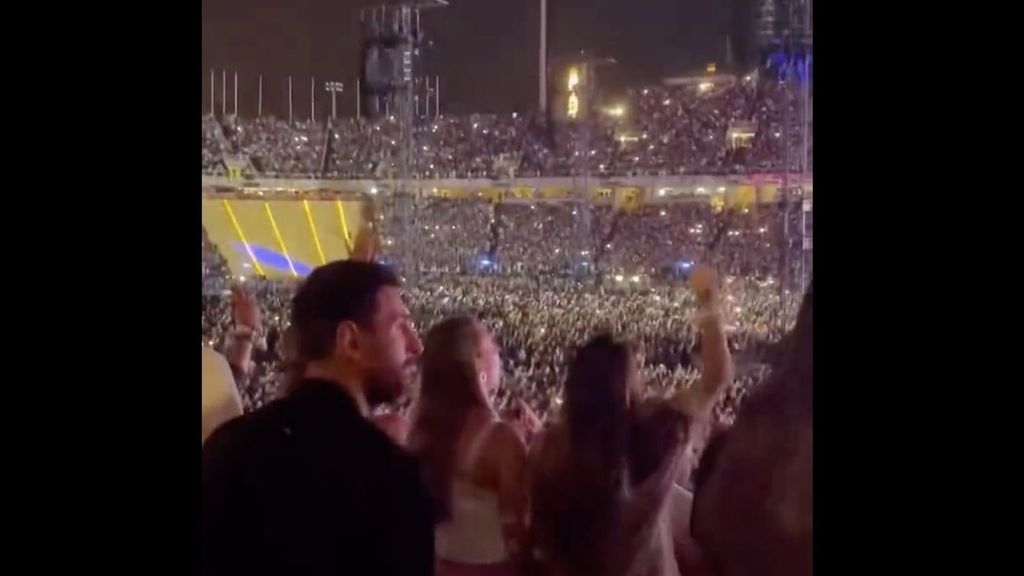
(435, 420, 508, 564)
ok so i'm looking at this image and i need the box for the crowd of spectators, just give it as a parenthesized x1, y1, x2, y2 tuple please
(201, 195, 808, 424)
(368, 197, 808, 283)
(201, 77, 810, 179)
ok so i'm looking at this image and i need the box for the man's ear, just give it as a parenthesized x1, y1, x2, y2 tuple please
(336, 321, 362, 361)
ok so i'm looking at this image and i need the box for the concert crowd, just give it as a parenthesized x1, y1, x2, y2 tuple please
(201, 77, 810, 179)
(201, 196, 807, 423)
(201, 73, 812, 576)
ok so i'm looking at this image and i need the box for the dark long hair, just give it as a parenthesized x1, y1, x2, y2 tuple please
(548, 334, 634, 575)
(628, 399, 690, 485)
(407, 316, 489, 521)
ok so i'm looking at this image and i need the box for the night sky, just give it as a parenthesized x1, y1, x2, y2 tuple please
(202, 0, 750, 118)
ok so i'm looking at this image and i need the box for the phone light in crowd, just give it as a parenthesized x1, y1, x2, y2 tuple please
(717, 186, 726, 193)
(696, 187, 706, 194)
(238, 276, 246, 283)
(242, 262, 252, 269)
(605, 104, 626, 117)
(660, 210, 667, 216)
(369, 187, 378, 195)
(658, 188, 669, 196)
(631, 275, 640, 283)
(615, 275, 624, 283)
(698, 82, 713, 93)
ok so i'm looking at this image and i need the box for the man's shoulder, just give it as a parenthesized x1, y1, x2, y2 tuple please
(202, 398, 293, 465)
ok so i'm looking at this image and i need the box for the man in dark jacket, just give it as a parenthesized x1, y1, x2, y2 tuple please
(202, 260, 431, 576)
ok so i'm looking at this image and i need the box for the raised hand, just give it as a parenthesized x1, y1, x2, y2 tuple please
(231, 285, 262, 332)
(689, 264, 719, 308)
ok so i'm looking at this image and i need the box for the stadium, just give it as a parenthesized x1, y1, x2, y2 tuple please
(202, 1, 813, 575)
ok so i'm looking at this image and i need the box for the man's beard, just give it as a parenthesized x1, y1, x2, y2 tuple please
(365, 365, 412, 408)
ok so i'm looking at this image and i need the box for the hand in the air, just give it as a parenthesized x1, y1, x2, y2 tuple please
(689, 264, 719, 308)
(351, 218, 379, 262)
(231, 285, 262, 331)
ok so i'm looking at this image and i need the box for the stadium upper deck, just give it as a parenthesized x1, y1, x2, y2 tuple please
(202, 77, 811, 183)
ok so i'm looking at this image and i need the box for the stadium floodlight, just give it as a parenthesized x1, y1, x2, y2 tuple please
(324, 81, 344, 118)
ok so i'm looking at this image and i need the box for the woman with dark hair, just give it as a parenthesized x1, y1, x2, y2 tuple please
(407, 316, 529, 576)
(529, 265, 733, 576)
(530, 335, 683, 576)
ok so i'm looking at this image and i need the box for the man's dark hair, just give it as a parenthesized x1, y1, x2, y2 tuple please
(290, 260, 400, 362)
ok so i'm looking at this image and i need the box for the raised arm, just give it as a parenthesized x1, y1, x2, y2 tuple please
(350, 199, 380, 262)
(669, 264, 734, 421)
(225, 285, 261, 386)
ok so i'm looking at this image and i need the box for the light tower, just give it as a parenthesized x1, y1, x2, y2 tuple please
(359, 0, 448, 277)
(759, 0, 812, 316)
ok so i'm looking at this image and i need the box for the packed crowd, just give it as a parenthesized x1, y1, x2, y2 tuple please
(201, 276, 791, 418)
(201, 198, 804, 423)
(202, 185, 813, 576)
(201, 77, 810, 179)
(372, 197, 808, 283)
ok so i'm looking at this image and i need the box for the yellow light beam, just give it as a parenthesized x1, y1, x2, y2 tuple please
(336, 200, 354, 252)
(264, 202, 298, 278)
(222, 200, 265, 277)
(303, 200, 327, 265)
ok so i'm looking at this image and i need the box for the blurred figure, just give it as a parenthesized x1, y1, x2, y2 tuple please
(202, 260, 432, 576)
(201, 285, 259, 444)
(408, 316, 528, 576)
(201, 347, 242, 444)
(691, 284, 812, 576)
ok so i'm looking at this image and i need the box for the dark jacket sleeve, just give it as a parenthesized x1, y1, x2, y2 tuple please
(382, 457, 436, 576)
(201, 422, 256, 576)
